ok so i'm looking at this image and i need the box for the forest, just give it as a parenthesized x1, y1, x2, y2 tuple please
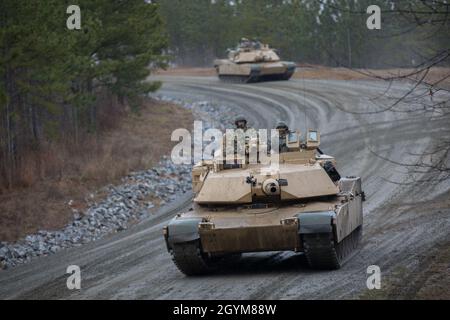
(0, 1, 167, 190)
(158, 0, 450, 68)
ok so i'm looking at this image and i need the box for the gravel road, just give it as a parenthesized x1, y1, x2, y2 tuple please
(0, 76, 449, 299)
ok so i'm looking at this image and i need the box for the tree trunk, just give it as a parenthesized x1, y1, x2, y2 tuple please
(5, 67, 15, 189)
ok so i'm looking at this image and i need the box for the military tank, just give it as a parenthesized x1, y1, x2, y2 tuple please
(214, 39, 297, 83)
(163, 128, 364, 276)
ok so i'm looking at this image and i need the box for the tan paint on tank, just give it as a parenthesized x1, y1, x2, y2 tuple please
(280, 163, 339, 200)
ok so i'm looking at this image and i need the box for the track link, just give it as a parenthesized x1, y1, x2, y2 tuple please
(171, 240, 244, 276)
(303, 226, 362, 270)
(171, 240, 216, 276)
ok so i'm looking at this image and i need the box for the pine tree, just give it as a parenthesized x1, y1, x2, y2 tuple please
(0, 1, 168, 188)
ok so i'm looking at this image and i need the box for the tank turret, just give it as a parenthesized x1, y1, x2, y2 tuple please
(192, 130, 340, 204)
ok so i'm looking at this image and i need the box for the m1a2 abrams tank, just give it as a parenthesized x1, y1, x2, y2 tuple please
(214, 38, 297, 83)
(163, 129, 364, 276)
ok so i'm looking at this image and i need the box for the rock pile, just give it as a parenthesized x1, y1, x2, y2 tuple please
(0, 158, 191, 269)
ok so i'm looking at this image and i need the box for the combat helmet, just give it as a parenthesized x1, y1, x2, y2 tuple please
(276, 121, 289, 131)
(235, 116, 248, 127)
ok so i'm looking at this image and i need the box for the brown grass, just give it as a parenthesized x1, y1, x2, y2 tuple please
(156, 67, 217, 77)
(0, 99, 193, 242)
(294, 65, 450, 88)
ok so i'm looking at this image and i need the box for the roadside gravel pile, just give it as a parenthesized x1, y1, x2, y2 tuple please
(0, 158, 191, 269)
(0, 97, 235, 270)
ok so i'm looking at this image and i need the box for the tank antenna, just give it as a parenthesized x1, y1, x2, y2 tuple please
(301, 66, 308, 135)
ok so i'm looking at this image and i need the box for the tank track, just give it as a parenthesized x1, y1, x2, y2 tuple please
(171, 240, 242, 276)
(218, 74, 293, 83)
(171, 240, 216, 276)
(260, 72, 294, 81)
(218, 75, 252, 83)
(303, 226, 362, 270)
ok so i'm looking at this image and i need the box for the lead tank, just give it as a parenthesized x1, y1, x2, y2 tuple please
(163, 129, 364, 275)
(214, 40, 296, 83)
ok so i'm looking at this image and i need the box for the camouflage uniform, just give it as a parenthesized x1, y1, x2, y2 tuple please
(276, 122, 289, 153)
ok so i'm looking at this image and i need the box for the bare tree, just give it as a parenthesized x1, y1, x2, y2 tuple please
(320, 0, 450, 184)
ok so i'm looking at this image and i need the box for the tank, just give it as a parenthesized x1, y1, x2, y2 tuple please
(214, 39, 297, 83)
(163, 129, 364, 276)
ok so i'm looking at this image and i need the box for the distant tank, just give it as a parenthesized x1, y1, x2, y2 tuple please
(214, 39, 297, 83)
(163, 128, 364, 275)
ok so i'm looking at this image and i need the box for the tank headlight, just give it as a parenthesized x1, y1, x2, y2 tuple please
(281, 217, 298, 226)
(199, 222, 215, 230)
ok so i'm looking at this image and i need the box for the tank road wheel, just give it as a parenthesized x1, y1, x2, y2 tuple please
(302, 233, 340, 269)
(302, 226, 362, 270)
(170, 240, 218, 276)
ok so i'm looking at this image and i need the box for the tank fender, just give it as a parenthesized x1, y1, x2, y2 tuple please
(284, 62, 297, 71)
(296, 211, 336, 234)
(166, 217, 203, 249)
(339, 176, 362, 194)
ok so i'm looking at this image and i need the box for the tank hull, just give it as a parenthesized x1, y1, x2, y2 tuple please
(164, 177, 364, 273)
(215, 60, 296, 83)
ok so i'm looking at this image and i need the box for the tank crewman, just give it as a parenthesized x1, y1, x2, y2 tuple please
(238, 37, 252, 50)
(233, 116, 250, 157)
(275, 121, 290, 153)
(252, 38, 262, 50)
(226, 116, 259, 164)
(220, 117, 248, 163)
(234, 116, 248, 131)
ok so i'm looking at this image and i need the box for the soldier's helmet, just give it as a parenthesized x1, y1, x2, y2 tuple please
(276, 121, 289, 131)
(239, 38, 251, 48)
(235, 116, 248, 127)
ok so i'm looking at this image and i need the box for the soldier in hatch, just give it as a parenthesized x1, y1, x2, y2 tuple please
(234, 116, 249, 131)
(275, 121, 290, 153)
(238, 37, 252, 50)
(252, 38, 262, 50)
(223, 116, 258, 165)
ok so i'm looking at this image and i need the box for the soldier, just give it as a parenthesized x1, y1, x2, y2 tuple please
(229, 116, 260, 164)
(252, 38, 262, 50)
(232, 116, 249, 159)
(275, 121, 290, 153)
(234, 116, 248, 131)
(238, 37, 251, 50)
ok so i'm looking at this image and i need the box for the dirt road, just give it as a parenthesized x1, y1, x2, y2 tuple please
(1, 76, 449, 299)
